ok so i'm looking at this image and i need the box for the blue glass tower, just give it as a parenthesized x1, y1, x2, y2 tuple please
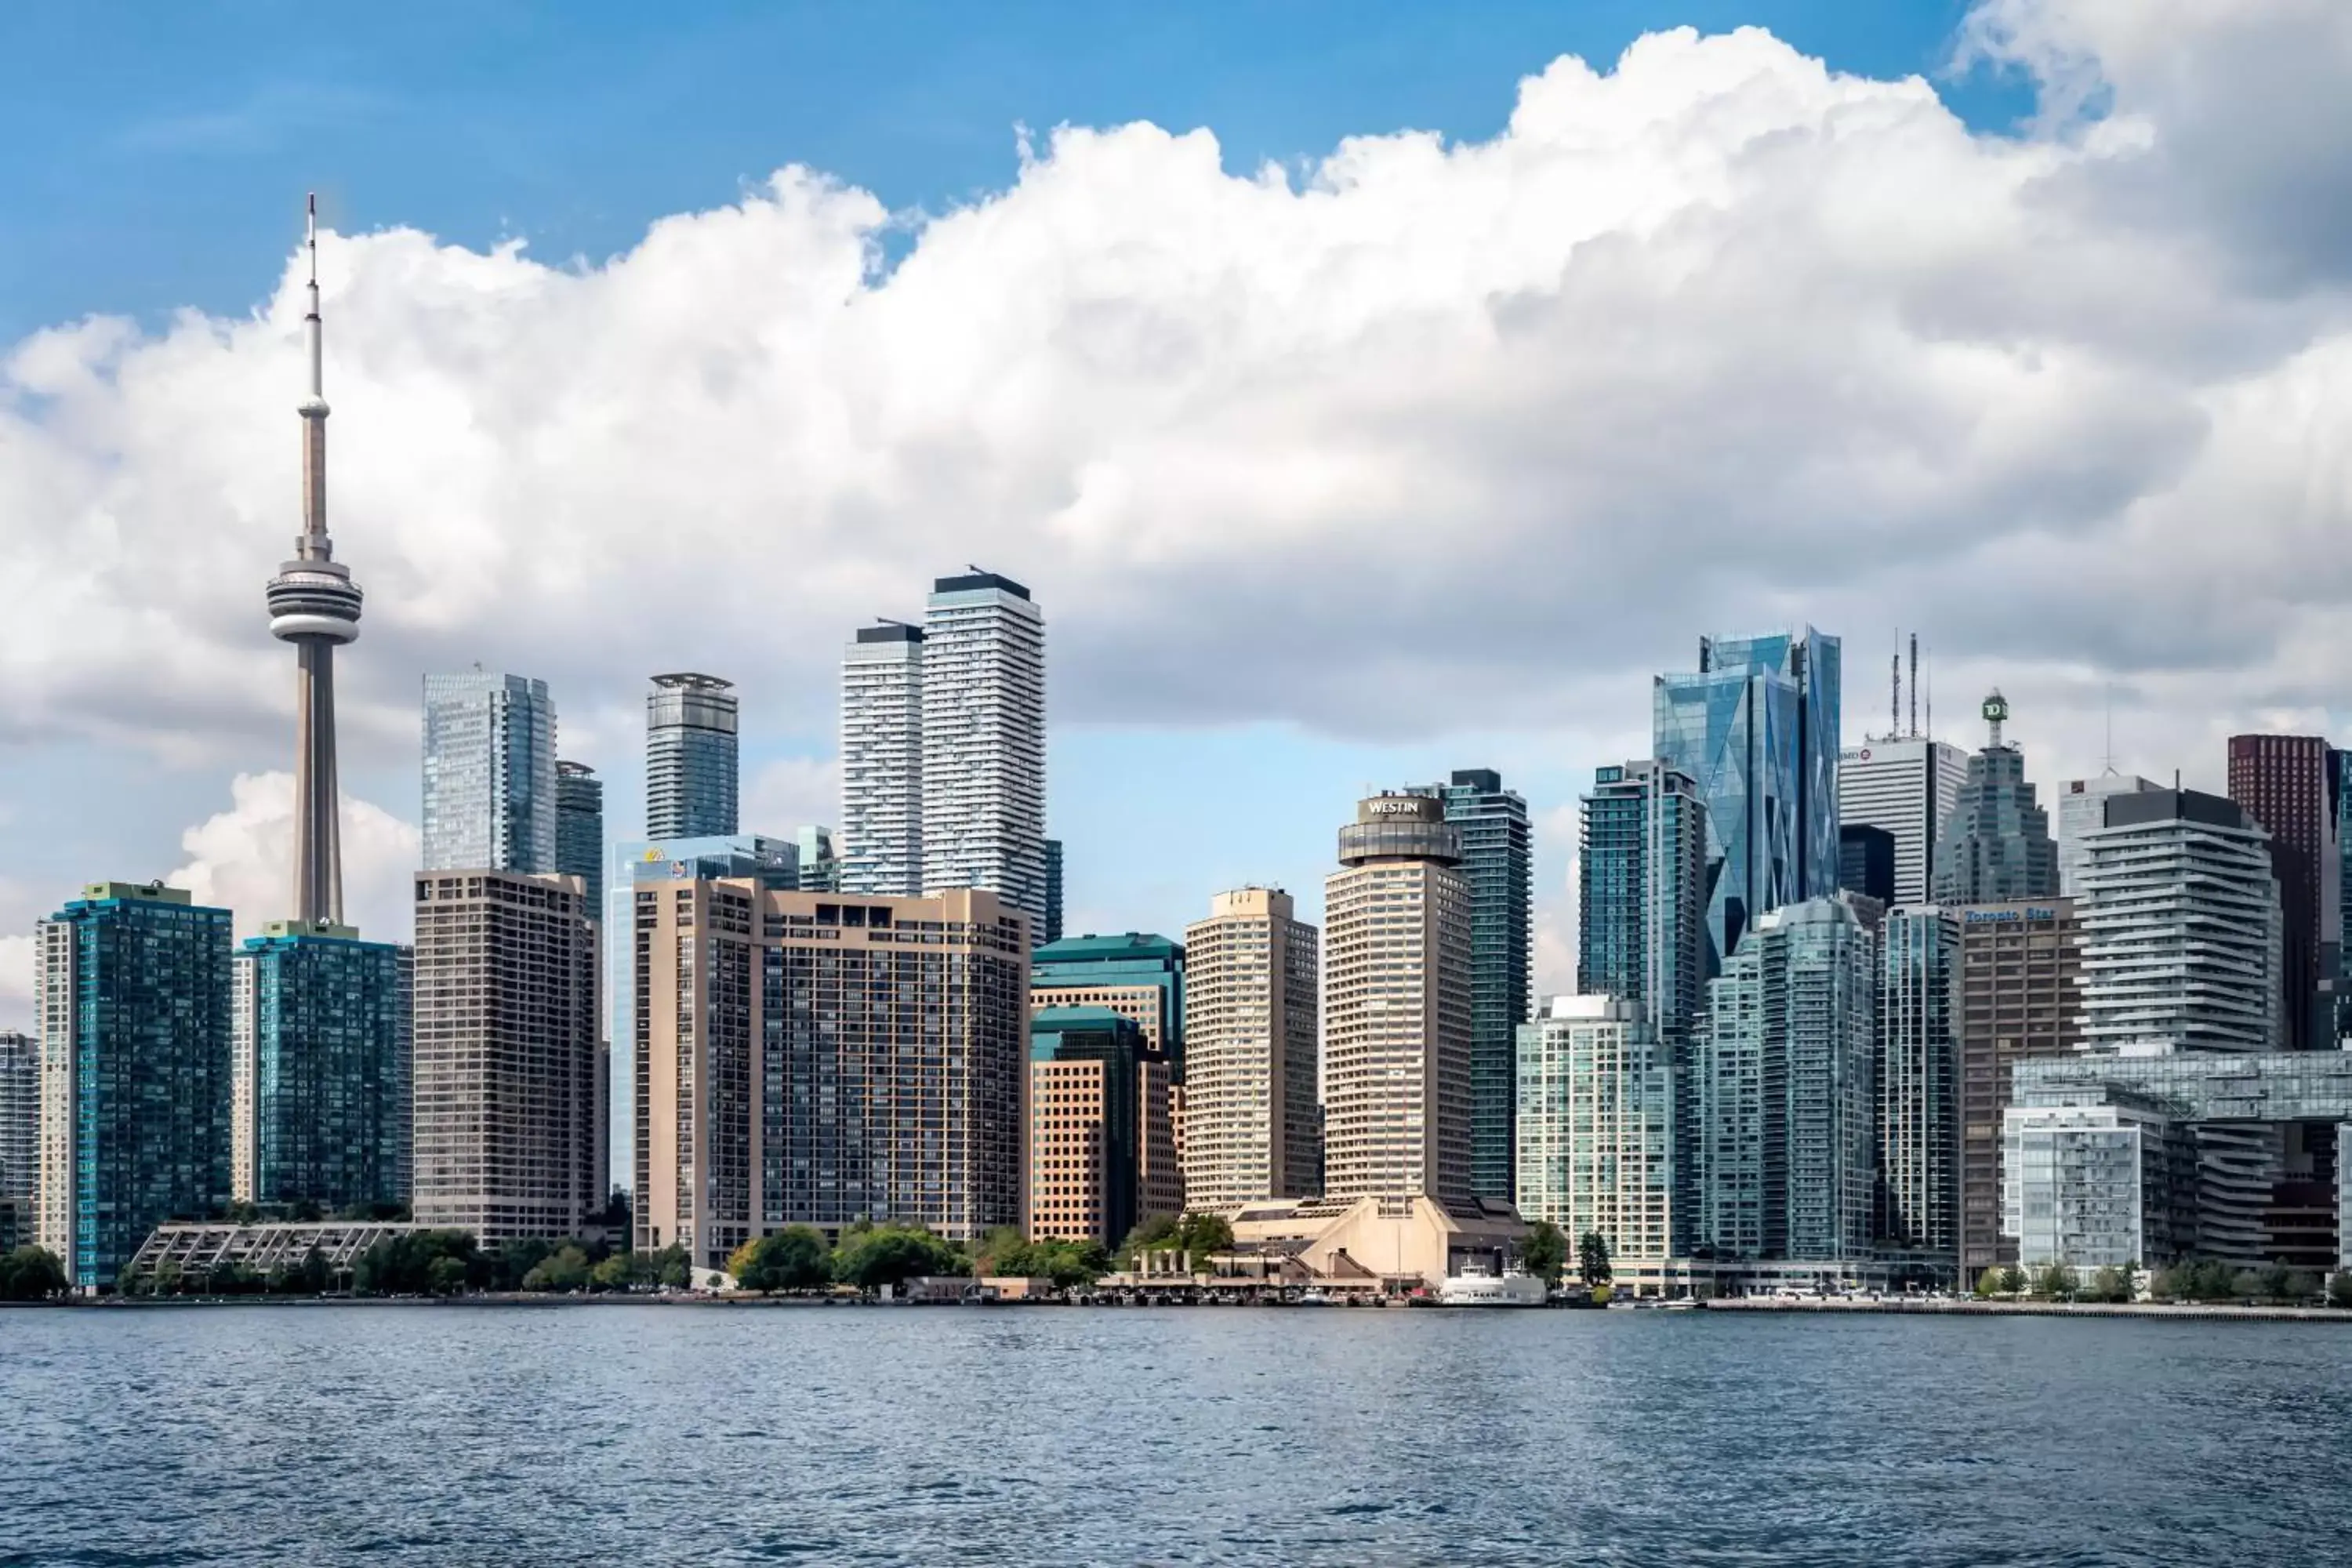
(36, 882, 234, 1290)
(646, 673, 739, 840)
(1435, 770, 1532, 1203)
(237, 925, 412, 1211)
(421, 672, 557, 874)
(1654, 626, 1842, 976)
(1032, 932, 1184, 1076)
(556, 761, 604, 913)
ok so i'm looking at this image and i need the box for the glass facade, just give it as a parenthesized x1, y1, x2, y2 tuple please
(921, 574, 1048, 928)
(555, 761, 604, 913)
(1515, 996, 1676, 1264)
(1029, 1007, 1146, 1247)
(1929, 738, 2058, 905)
(1031, 932, 1184, 1076)
(421, 672, 557, 874)
(1042, 837, 1065, 946)
(1437, 770, 1532, 1204)
(2002, 1097, 2198, 1269)
(646, 673, 739, 840)
(238, 929, 412, 1212)
(37, 884, 234, 1290)
(1653, 627, 1841, 975)
(0, 1030, 34, 1204)
(1876, 907, 1958, 1269)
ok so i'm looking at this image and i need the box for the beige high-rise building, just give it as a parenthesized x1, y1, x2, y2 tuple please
(1180, 887, 1320, 1210)
(1321, 797, 1474, 1207)
(412, 870, 603, 1247)
(634, 883, 1027, 1269)
(1025, 1007, 1179, 1244)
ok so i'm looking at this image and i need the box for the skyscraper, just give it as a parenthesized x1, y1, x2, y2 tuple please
(1929, 692, 2058, 906)
(2055, 774, 2161, 896)
(264, 197, 361, 930)
(37, 883, 234, 1290)
(1027, 1007, 1175, 1246)
(412, 870, 603, 1246)
(1578, 760, 1708, 1041)
(421, 672, 557, 874)
(840, 621, 924, 897)
(1434, 770, 1532, 1203)
(1839, 739, 1967, 906)
(1955, 898, 2082, 1283)
(1695, 897, 1876, 1264)
(794, 826, 841, 893)
(1837, 824, 1896, 908)
(1031, 932, 1185, 1071)
(633, 884, 1029, 1265)
(1181, 887, 1321, 1210)
(921, 572, 1047, 929)
(556, 760, 604, 913)
(1042, 837, 1065, 946)
(0, 1031, 35, 1206)
(1321, 793, 1473, 1207)
(231, 926, 411, 1210)
(1876, 906, 1958, 1276)
(1515, 995, 1676, 1269)
(2227, 734, 2342, 1051)
(1654, 626, 1842, 974)
(646, 673, 739, 840)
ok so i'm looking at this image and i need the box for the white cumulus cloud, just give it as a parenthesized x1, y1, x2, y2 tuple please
(165, 772, 419, 942)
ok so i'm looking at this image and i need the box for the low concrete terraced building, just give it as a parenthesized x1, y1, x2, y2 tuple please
(1214, 1193, 1529, 1294)
(634, 883, 1029, 1270)
(122, 1219, 419, 1290)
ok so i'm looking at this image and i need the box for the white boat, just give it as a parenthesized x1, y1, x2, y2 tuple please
(1436, 1271, 1548, 1308)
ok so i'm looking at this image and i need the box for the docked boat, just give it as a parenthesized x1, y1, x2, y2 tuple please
(1436, 1271, 1549, 1308)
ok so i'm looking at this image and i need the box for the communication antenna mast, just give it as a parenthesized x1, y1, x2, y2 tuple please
(1889, 649, 1900, 742)
(1908, 633, 1918, 739)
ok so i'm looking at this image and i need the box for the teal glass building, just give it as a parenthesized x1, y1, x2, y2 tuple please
(1032, 931, 1184, 1076)
(37, 882, 234, 1290)
(1437, 770, 1532, 1204)
(238, 924, 412, 1212)
(1029, 1006, 1147, 1247)
(1654, 627, 1842, 976)
(556, 760, 604, 913)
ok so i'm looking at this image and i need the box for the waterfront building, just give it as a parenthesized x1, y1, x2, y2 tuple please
(1954, 898, 2083, 1283)
(795, 826, 842, 893)
(646, 673, 739, 840)
(1929, 694, 2058, 906)
(420, 672, 557, 874)
(1654, 627, 1842, 975)
(1214, 1193, 1528, 1294)
(840, 622, 924, 897)
(412, 870, 603, 1246)
(2055, 774, 2161, 897)
(1427, 770, 1533, 1203)
(36, 883, 234, 1290)
(633, 884, 1029, 1267)
(1032, 932, 1185, 1069)
(1027, 1007, 1177, 1246)
(0, 1031, 33, 1205)
(556, 761, 604, 913)
(1876, 907, 1958, 1273)
(1695, 897, 1876, 1263)
(921, 572, 1049, 931)
(1322, 794, 1474, 1207)
(231, 924, 410, 1210)
(1180, 887, 1321, 1211)
(1043, 837, 1065, 946)
(1838, 824, 1896, 908)
(2227, 735, 2342, 1052)
(1515, 995, 1676, 1267)
(2001, 1097, 2200, 1270)
(1578, 760, 1708, 1041)
(1839, 738, 1966, 906)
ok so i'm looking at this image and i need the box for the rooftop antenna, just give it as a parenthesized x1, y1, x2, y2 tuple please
(1908, 633, 1918, 739)
(1889, 644, 1900, 742)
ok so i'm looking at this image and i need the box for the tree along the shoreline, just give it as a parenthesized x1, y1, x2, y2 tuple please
(973, 1228, 1111, 1287)
(1519, 1221, 1566, 1288)
(0, 1245, 69, 1301)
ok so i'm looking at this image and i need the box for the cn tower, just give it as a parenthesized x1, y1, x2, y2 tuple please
(265, 194, 363, 927)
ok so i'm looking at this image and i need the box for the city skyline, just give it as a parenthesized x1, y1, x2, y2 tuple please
(8, 7, 2349, 1027)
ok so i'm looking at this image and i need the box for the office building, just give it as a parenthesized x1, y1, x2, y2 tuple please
(1955, 898, 2083, 1283)
(2056, 774, 2161, 897)
(840, 622, 924, 897)
(1032, 932, 1185, 1069)
(1838, 824, 1896, 908)
(1322, 793, 1473, 1207)
(1654, 626, 1842, 974)
(231, 924, 411, 1210)
(0, 1031, 35, 1204)
(1027, 1007, 1177, 1245)
(2227, 735, 2342, 1051)
(795, 825, 842, 893)
(412, 870, 603, 1246)
(921, 572, 1048, 929)
(1695, 897, 1876, 1263)
(36, 883, 234, 1290)
(633, 884, 1029, 1266)
(1876, 906, 1958, 1272)
(2339, 746, 2352, 1040)
(1515, 995, 1675, 1267)
(556, 761, 604, 913)
(420, 672, 557, 874)
(646, 673, 739, 839)
(1839, 739, 1967, 906)
(1181, 887, 1321, 1211)
(1578, 760, 1708, 1041)
(1930, 693, 2058, 906)
(1428, 770, 1533, 1203)
(1043, 837, 1065, 946)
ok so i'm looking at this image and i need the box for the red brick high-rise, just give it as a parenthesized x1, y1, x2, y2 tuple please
(2227, 735, 2341, 1051)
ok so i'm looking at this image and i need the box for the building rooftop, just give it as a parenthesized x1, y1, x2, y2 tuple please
(1034, 932, 1181, 964)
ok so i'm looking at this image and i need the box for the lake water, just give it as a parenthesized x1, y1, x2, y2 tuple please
(1, 1304, 2345, 1565)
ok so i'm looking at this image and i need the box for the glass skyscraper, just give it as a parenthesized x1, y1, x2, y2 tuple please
(921, 572, 1047, 931)
(1929, 693, 2058, 906)
(1875, 906, 1958, 1273)
(840, 622, 924, 898)
(556, 760, 604, 913)
(1578, 760, 1708, 1040)
(646, 673, 740, 840)
(233, 926, 411, 1211)
(0, 1030, 36, 1207)
(421, 672, 557, 874)
(1032, 931, 1185, 1074)
(36, 883, 234, 1290)
(1042, 837, 1065, 946)
(1435, 770, 1532, 1203)
(1654, 626, 1842, 975)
